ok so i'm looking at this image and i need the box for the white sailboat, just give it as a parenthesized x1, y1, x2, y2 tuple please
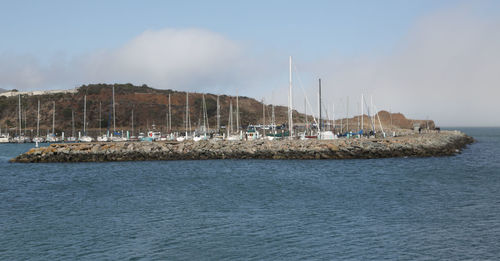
(66, 110, 77, 142)
(317, 79, 335, 140)
(96, 101, 108, 142)
(32, 99, 45, 143)
(46, 101, 60, 142)
(13, 94, 29, 143)
(193, 94, 209, 141)
(79, 95, 93, 142)
(177, 92, 192, 141)
(0, 124, 9, 143)
(226, 96, 242, 141)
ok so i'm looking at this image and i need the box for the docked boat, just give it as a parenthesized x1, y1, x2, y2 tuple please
(147, 130, 161, 141)
(0, 134, 10, 143)
(79, 136, 93, 142)
(32, 136, 45, 143)
(12, 136, 30, 143)
(97, 135, 109, 142)
(245, 129, 260, 140)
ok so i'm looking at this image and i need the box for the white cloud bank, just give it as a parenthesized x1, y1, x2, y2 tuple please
(305, 3, 500, 126)
(0, 28, 264, 93)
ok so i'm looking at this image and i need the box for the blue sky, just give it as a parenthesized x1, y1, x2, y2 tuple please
(0, 1, 499, 126)
(1, 1, 458, 60)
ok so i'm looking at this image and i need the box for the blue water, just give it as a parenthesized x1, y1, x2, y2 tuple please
(1, 128, 499, 260)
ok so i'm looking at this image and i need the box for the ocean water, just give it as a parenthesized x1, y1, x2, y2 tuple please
(0, 128, 499, 260)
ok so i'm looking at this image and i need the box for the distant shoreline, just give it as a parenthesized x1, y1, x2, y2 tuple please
(10, 131, 473, 163)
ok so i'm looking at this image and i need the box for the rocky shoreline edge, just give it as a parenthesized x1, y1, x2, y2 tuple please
(10, 131, 473, 163)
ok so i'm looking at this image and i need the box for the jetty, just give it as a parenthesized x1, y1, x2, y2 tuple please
(10, 131, 473, 163)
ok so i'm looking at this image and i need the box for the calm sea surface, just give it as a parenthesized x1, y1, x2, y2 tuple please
(1, 128, 499, 260)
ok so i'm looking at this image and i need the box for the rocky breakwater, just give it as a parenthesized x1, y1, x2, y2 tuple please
(10, 131, 473, 163)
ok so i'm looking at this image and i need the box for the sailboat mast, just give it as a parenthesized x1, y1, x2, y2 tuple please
(52, 101, 55, 135)
(112, 85, 116, 133)
(18, 94, 21, 136)
(37, 99, 40, 137)
(346, 96, 349, 133)
(168, 94, 171, 132)
(216, 95, 220, 133)
(361, 94, 364, 133)
(272, 104, 275, 133)
(262, 98, 265, 136)
(131, 109, 134, 135)
(236, 93, 239, 132)
(318, 78, 322, 135)
(83, 95, 87, 135)
(332, 103, 335, 133)
(185, 92, 189, 136)
(202, 94, 207, 134)
(288, 56, 293, 139)
(229, 100, 233, 134)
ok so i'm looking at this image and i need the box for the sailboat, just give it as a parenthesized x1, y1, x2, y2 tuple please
(66, 110, 77, 142)
(193, 94, 209, 141)
(317, 79, 335, 140)
(32, 99, 45, 143)
(96, 101, 109, 142)
(109, 86, 128, 142)
(0, 123, 9, 143)
(79, 95, 93, 142)
(13, 94, 30, 143)
(46, 101, 60, 142)
(226, 96, 241, 141)
(176, 92, 192, 141)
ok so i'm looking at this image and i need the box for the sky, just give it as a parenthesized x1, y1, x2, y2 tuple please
(0, 0, 499, 126)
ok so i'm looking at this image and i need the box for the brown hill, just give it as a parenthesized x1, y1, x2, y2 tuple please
(0, 84, 433, 136)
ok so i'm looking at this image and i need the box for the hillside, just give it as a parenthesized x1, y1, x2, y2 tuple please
(0, 84, 433, 136)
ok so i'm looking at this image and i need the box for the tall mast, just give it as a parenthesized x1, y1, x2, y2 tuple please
(236, 92, 239, 132)
(272, 104, 275, 133)
(262, 98, 265, 135)
(216, 95, 220, 133)
(332, 103, 335, 133)
(112, 85, 116, 133)
(131, 109, 134, 135)
(361, 94, 364, 132)
(83, 95, 87, 135)
(168, 94, 171, 132)
(52, 101, 55, 135)
(185, 92, 189, 136)
(18, 94, 21, 136)
(37, 99, 40, 137)
(346, 96, 349, 132)
(288, 56, 293, 139)
(318, 78, 322, 135)
(229, 99, 233, 135)
(202, 94, 207, 134)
